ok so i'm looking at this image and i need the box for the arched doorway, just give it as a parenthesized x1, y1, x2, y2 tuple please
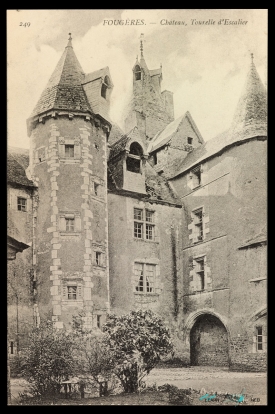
(190, 314, 229, 366)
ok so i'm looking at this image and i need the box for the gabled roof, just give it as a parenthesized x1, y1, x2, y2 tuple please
(29, 36, 92, 118)
(108, 126, 146, 160)
(147, 111, 204, 153)
(7, 147, 35, 188)
(168, 60, 267, 180)
(83, 67, 113, 86)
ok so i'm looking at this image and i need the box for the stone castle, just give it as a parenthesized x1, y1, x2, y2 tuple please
(8, 35, 267, 370)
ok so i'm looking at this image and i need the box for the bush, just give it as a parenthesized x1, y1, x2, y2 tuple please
(9, 354, 23, 377)
(103, 309, 174, 393)
(20, 320, 75, 397)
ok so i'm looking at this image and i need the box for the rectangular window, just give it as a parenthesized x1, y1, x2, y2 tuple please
(134, 263, 155, 293)
(95, 252, 101, 266)
(65, 218, 75, 232)
(97, 315, 101, 328)
(65, 144, 74, 158)
(193, 209, 203, 241)
(67, 286, 77, 300)
(10, 341, 14, 355)
(134, 208, 143, 221)
(17, 197, 27, 212)
(187, 137, 193, 145)
(256, 327, 263, 351)
(192, 166, 201, 188)
(195, 258, 205, 291)
(134, 208, 155, 240)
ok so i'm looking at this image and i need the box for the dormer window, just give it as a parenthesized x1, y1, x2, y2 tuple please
(101, 76, 110, 99)
(134, 65, 141, 81)
(126, 142, 143, 174)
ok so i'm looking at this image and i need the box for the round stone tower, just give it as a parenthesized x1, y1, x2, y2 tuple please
(26, 34, 113, 329)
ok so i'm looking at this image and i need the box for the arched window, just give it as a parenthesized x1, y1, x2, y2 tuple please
(126, 142, 143, 173)
(101, 76, 110, 99)
(134, 65, 141, 81)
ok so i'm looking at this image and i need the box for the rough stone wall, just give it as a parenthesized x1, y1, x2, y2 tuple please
(125, 64, 174, 142)
(30, 115, 109, 330)
(190, 315, 229, 366)
(108, 193, 182, 334)
(170, 138, 267, 370)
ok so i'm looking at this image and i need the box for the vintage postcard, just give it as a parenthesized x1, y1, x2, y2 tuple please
(7, 9, 267, 405)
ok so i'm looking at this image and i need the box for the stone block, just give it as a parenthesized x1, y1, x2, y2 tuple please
(51, 250, 57, 259)
(53, 305, 61, 316)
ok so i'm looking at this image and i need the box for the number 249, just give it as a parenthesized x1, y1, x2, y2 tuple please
(20, 22, 31, 27)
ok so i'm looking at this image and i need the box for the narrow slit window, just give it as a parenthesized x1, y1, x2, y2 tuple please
(256, 327, 263, 351)
(95, 252, 101, 266)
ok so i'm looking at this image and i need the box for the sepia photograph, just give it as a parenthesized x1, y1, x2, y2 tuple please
(7, 9, 267, 405)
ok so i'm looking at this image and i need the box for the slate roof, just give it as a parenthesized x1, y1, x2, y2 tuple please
(167, 60, 267, 180)
(30, 37, 92, 118)
(108, 122, 125, 146)
(108, 126, 145, 160)
(149, 68, 162, 77)
(83, 67, 113, 85)
(147, 111, 204, 153)
(7, 147, 35, 187)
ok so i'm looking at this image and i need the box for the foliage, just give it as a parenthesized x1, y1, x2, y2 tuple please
(9, 354, 23, 378)
(158, 384, 192, 405)
(103, 309, 174, 393)
(70, 311, 119, 396)
(20, 320, 75, 397)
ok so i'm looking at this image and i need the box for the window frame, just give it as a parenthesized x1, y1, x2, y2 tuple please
(256, 326, 263, 351)
(65, 144, 75, 158)
(134, 262, 156, 294)
(195, 257, 205, 291)
(17, 197, 27, 212)
(133, 208, 155, 241)
(191, 166, 202, 188)
(65, 217, 75, 232)
(193, 208, 204, 242)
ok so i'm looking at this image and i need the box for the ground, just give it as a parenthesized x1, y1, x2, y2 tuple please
(10, 366, 267, 406)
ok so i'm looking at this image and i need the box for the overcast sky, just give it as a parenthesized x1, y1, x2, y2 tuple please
(7, 9, 267, 149)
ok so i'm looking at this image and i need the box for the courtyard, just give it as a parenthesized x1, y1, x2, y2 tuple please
(10, 366, 267, 405)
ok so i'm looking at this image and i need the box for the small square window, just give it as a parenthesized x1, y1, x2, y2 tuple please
(65, 218, 75, 232)
(67, 286, 77, 300)
(17, 197, 27, 212)
(187, 137, 193, 145)
(65, 145, 74, 158)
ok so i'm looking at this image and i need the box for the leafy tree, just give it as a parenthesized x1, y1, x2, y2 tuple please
(71, 315, 116, 395)
(21, 321, 75, 397)
(103, 309, 174, 393)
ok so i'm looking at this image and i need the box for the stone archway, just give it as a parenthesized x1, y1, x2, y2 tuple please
(190, 313, 229, 366)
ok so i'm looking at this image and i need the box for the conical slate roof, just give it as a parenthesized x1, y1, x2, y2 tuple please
(30, 35, 92, 117)
(231, 57, 267, 139)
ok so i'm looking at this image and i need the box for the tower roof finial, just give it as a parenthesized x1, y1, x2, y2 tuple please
(139, 33, 145, 58)
(251, 52, 254, 64)
(67, 33, 73, 47)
